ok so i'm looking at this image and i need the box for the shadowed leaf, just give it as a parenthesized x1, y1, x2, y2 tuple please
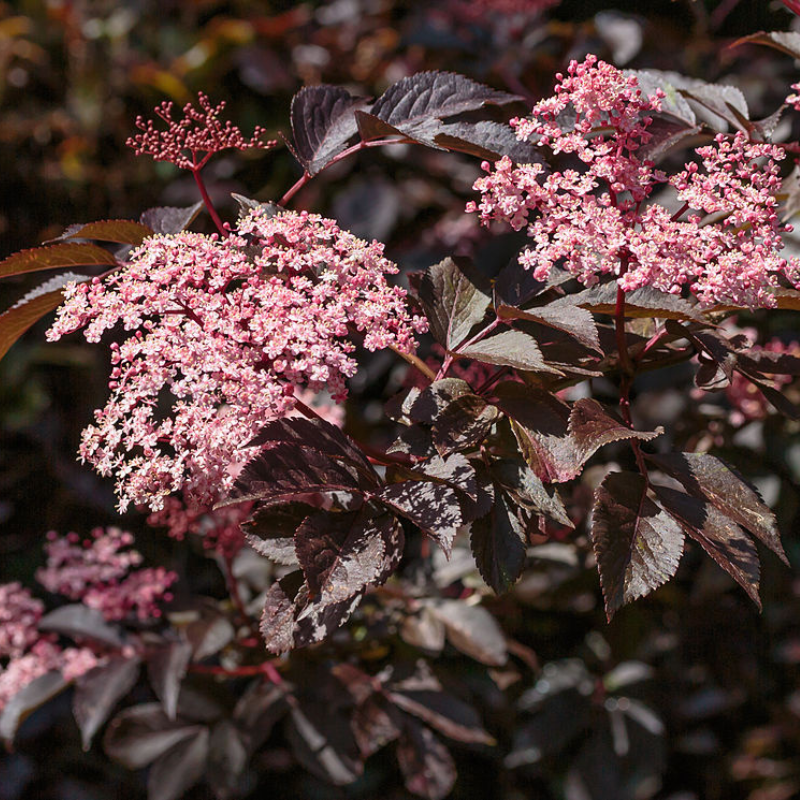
(591, 472, 685, 619)
(397, 721, 457, 800)
(491, 458, 572, 527)
(418, 257, 491, 349)
(59, 219, 154, 245)
(648, 452, 786, 565)
(147, 639, 193, 720)
(496, 304, 602, 353)
(432, 394, 498, 455)
(434, 120, 543, 163)
(148, 727, 209, 800)
(459, 330, 563, 374)
(470, 492, 528, 593)
(242, 503, 309, 566)
(729, 30, 800, 59)
(654, 485, 762, 607)
(139, 202, 204, 235)
(291, 85, 370, 174)
(561, 283, 705, 321)
(74, 655, 141, 750)
(38, 604, 124, 648)
(0, 672, 68, 745)
(388, 689, 493, 745)
(429, 600, 508, 665)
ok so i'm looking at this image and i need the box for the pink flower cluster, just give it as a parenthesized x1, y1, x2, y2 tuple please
(126, 92, 276, 171)
(726, 338, 800, 424)
(468, 55, 799, 308)
(0, 583, 98, 711)
(47, 209, 426, 511)
(37, 527, 176, 621)
(447, 0, 558, 20)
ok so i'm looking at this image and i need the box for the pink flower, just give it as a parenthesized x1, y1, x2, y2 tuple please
(48, 210, 425, 511)
(0, 583, 44, 658)
(37, 528, 176, 621)
(469, 56, 799, 309)
(126, 93, 276, 171)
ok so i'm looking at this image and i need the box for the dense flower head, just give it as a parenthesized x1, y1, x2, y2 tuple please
(786, 82, 800, 112)
(47, 210, 426, 511)
(37, 527, 176, 621)
(0, 583, 44, 658)
(468, 56, 799, 308)
(126, 93, 276, 171)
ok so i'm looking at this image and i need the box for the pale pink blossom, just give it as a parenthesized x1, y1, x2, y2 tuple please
(0, 583, 44, 658)
(469, 56, 800, 309)
(37, 527, 176, 621)
(48, 210, 425, 511)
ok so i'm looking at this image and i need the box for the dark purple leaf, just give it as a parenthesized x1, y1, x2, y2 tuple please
(146, 639, 193, 721)
(569, 398, 662, 466)
(147, 727, 209, 800)
(492, 382, 577, 483)
(232, 682, 289, 750)
(364, 71, 520, 147)
(409, 378, 473, 424)
(59, 219, 154, 245)
(291, 85, 370, 174)
(496, 303, 602, 353)
(38, 604, 124, 648)
(388, 689, 493, 745)
(429, 600, 507, 665)
(0, 671, 68, 745)
(184, 607, 235, 661)
(0, 242, 117, 279)
(245, 416, 377, 480)
(139, 203, 203, 235)
(560, 283, 706, 322)
(288, 701, 362, 785)
(242, 503, 308, 566)
(654, 485, 761, 607)
(432, 394, 499, 455)
(294, 509, 396, 604)
(469, 492, 528, 594)
(591, 472, 685, 620)
(207, 720, 248, 800)
(418, 257, 492, 349)
(648, 452, 787, 565)
(0, 274, 90, 361)
(387, 424, 437, 458)
(74, 655, 141, 750)
(400, 607, 447, 653)
(378, 479, 466, 555)
(352, 696, 403, 757)
(396, 721, 457, 800)
(491, 458, 572, 527)
(434, 120, 543, 163)
(730, 30, 800, 59)
(459, 329, 563, 374)
(103, 704, 203, 769)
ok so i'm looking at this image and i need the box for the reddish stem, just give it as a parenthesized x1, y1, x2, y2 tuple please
(191, 167, 227, 236)
(189, 662, 283, 683)
(279, 138, 409, 207)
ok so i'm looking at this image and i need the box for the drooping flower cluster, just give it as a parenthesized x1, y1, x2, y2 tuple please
(126, 92, 276, 171)
(468, 55, 799, 308)
(37, 527, 176, 621)
(47, 209, 426, 511)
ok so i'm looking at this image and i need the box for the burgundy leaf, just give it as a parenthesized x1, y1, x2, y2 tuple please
(418, 257, 491, 349)
(470, 492, 528, 594)
(242, 502, 308, 566)
(458, 329, 563, 374)
(139, 202, 203, 235)
(291, 85, 370, 174)
(561, 283, 706, 322)
(432, 394, 499, 455)
(103, 703, 203, 769)
(400, 607, 447, 653)
(729, 30, 800, 59)
(434, 119, 542, 163)
(352, 696, 403, 757)
(654, 485, 761, 607)
(38, 604, 125, 648)
(409, 378, 473, 424)
(569, 398, 662, 466)
(396, 721, 457, 800)
(491, 458, 572, 527)
(429, 600, 508, 665)
(496, 303, 602, 353)
(59, 219, 154, 245)
(146, 639, 193, 721)
(147, 727, 209, 800)
(288, 701, 362, 785)
(492, 382, 578, 483)
(388, 689, 493, 745)
(184, 606, 235, 661)
(0, 274, 91, 361)
(74, 655, 141, 750)
(207, 720, 249, 800)
(648, 452, 787, 565)
(591, 472, 685, 619)
(0, 242, 117, 279)
(0, 671, 68, 745)
(232, 682, 289, 751)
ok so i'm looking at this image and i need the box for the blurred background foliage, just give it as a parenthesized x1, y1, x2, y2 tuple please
(2, 1, 800, 799)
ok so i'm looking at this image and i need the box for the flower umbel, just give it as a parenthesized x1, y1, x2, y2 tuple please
(47, 210, 426, 511)
(469, 56, 799, 308)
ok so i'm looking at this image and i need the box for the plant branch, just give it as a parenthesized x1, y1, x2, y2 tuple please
(191, 167, 227, 236)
